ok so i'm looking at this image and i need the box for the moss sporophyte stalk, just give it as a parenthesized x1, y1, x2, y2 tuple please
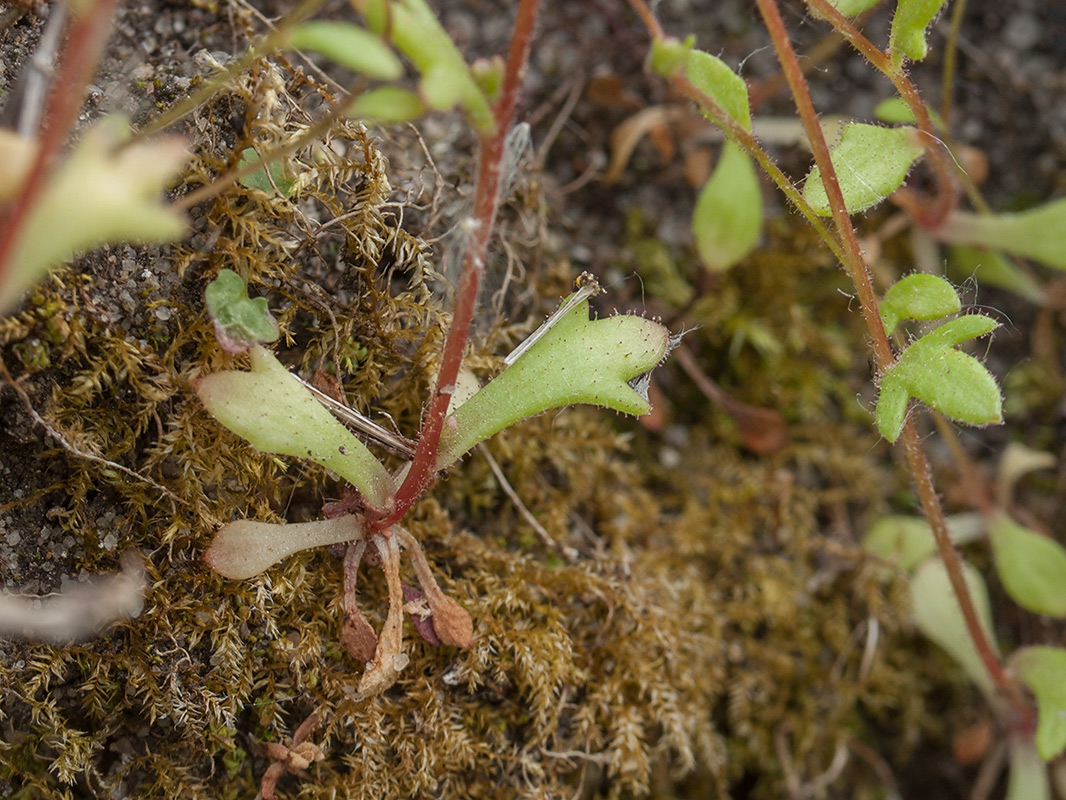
(197, 268, 672, 702)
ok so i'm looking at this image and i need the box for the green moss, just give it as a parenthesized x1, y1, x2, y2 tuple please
(0, 48, 960, 800)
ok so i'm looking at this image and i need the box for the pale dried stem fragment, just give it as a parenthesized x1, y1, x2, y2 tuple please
(394, 525, 474, 649)
(357, 533, 409, 698)
(0, 550, 145, 643)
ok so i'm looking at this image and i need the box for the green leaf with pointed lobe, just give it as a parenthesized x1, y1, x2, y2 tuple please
(437, 290, 670, 470)
(875, 315, 1002, 442)
(803, 123, 924, 216)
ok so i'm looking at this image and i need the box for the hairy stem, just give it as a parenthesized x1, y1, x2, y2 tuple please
(380, 0, 540, 526)
(755, 0, 1027, 718)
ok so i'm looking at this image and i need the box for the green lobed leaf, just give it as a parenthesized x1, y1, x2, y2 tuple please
(287, 21, 402, 80)
(1012, 646, 1066, 761)
(910, 558, 998, 699)
(880, 273, 961, 335)
(692, 142, 763, 272)
(890, 0, 951, 66)
(683, 50, 752, 131)
(195, 345, 393, 507)
(436, 291, 670, 470)
(989, 513, 1066, 617)
(3, 117, 187, 313)
(348, 87, 425, 122)
(204, 269, 279, 353)
(937, 201, 1066, 272)
(875, 315, 1002, 442)
(803, 123, 924, 216)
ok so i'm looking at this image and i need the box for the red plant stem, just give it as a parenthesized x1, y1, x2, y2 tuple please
(0, 0, 121, 294)
(755, 0, 1028, 719)
(802, 0, 957, 228)
(377, 0, 541, 527)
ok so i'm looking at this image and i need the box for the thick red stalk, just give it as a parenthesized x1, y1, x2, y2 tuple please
(754, 0, 1027, 718)
(0, 0, 121, 296)
(378, 0, 540, 527)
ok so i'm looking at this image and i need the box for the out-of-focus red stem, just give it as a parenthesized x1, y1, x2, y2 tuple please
(0, 0, 121, 296)
(377, 0, 540, 527)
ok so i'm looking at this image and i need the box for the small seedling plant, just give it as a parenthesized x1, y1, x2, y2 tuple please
(198, 269, 671, 700)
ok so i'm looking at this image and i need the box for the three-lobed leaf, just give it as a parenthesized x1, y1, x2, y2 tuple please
(875, 314, 1002, 442)
(436, 289, 670, 470)
(3, 117, 187, 313)
(204, 269, 279, 353)
(803, 123, 924, 216)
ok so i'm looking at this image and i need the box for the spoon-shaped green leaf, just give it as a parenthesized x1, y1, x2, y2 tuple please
(436, 291, 670, 470)
(196, 345, 393, 507)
